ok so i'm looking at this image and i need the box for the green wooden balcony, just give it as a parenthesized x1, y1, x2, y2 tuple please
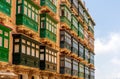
(40, 0, 57, 13)
(16, 14, 38, 32)
(0, 0, 11, 16)
(40, 13, 57, 43)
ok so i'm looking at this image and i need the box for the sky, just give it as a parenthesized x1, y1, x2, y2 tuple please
(84, 0, 120, 79)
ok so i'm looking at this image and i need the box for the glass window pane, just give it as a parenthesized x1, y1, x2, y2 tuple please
(55, 57, 56, 64)
(36, 50, 39, 58)
(15, 39, 19, 42)
(32, 48, 35, 56)
(52, 56, 54, 63)
(22, 39, 26, 43)
(36, 45, 39, 49)
(49, 55, 51, 62)
(24, 6, 27, 15)
(40, 49, 44, 52)
(18, 6, 22, 14)
(0, 37, 2, 46)
(27, 41, 30, 45)
(22, 45, 26, 54)
(14, 44, 19, 53)
(24, 1, 27, 5)
(40, 54, 44, 60)
(4, 39, 8, 48)
(6, 0, 10, 4)
(27, 47, 30, 55)
(0, 30, 2, 34)
(4, 32, 8, 36)
(32, 43, 35, 47)
(18, 0, 22, 4)
(28, 9, 31, 18)
(46, 54, 48, 61)
(32, 12, 34, 20)
(35, 14, 38, 22)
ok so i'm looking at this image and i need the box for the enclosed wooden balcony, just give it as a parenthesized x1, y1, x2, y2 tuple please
(16, 0, 40, 34)
(60, 55, 72, 76)
(60, 4, 71, 30)
(40, 45, 58, 72)
(12, 34, 40, 68)
(60, 30, 72, 55)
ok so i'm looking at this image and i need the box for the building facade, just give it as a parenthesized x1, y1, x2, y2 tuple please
(0, 0, 95, 79)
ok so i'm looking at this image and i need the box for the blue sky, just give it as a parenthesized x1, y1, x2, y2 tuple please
(84, 0, 120, 79)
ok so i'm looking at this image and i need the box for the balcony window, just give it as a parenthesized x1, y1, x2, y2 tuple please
(89, 37, 94, 48)
(79, 44, 84, 58)
(88, 20, 94, 34)
(13, 34, 40, 68)
(85, 66, 89, 79)
(60, 30, 71, 51)
(0, 37, 2, 46)
(72, 38, 78, 55)
(14, 44, 19, 53)
(0, 24, 11, 62)
(60, 56, 71, 75)
(60, 5, 71, 22)
(84, 12, 89, 23)
(65, 32, 71, 45)
(22, 45, 26, 54)
(78, 4, 84, 16)
(84, 48, 89, 62)
(27, 46, 30, 55)
(78, 23, 84, 39)
(32, 48, 35, 56)
(90, 69, 95, 79)
(18, 0, 22, 4)
(40, 14, 57, 42)
(90, 52, 94, 65)
(84, 31, 88, 40)
(73, 16, 78, 29)
(78, 63, 84, 78)
(72, 15, 78, 34)
(72, 60, 78, 76)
